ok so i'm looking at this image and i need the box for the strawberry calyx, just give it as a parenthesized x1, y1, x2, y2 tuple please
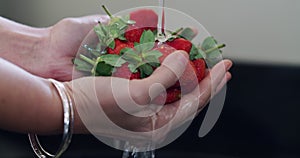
(120, 30, 162, 78)
(78, 53, 126, 76)
(156, 27, 226, 66)
(94, 5, 135, 49)
(75, 30, 162, 78)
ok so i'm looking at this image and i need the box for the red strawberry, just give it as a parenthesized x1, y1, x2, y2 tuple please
(74, 7, 226, 106)
(154, 44, 177, 63)
(113, 63, 140, 80)
(107, 39, 134, 55)
(152, 88, 181, 105)
(125, 26, 157, 43)
(129, 9, 158, 29)
(124, 26, 145, 43)
(167, 38, 193, 54)
(125, 9, 158, 43)
(154, 43, 199, 94)
(173, 61, 199, 94)
(193, 59, 206, 83)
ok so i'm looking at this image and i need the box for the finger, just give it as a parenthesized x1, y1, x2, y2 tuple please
(103, 50, 189, 116)
(154, 60, 232, 127)
(215, 72, 232, 95)
(153, 93, 199, 132)
(210, 60, 232, 85)
(198, 60, 233, 104)
(153, 72, 232, 132)
(131, 61, 233, 139)
(144, 51, 189, 98)
(107, 51, 189, 116)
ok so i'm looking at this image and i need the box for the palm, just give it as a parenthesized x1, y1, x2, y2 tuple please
(40, 16, 108, 81)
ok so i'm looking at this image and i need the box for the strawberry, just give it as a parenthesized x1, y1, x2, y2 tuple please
(155, 43, 199, 94)
(113, 63, 141, 80)
(193, 58, 206, 83)
(124, 26, 145, 43)
(107, 39, 134, 55)
(152, 88, 181, 105)
(125, 9, 158, 43)
(125, 26, 157, 43)
(167, 38, 193, 54)
(173, 61, 199, 94)
(74, 6, 226, 105)
(129, 9, 158, 29)
(154, 44, 177, 63)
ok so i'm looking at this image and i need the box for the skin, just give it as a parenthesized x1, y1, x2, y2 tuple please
(0, 16, 232, 137)
(0, 15, 109, 81)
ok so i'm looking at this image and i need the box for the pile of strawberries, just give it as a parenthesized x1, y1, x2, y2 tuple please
(74, 6, 225, 104)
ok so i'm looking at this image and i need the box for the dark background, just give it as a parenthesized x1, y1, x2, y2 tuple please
(1, 63, 300, 158)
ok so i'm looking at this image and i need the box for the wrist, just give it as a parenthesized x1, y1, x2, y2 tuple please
(0, 17, 50, 72)
(63, 81, 89, 134)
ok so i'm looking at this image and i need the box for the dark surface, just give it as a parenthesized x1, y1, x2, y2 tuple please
(1, 63, 300, 158)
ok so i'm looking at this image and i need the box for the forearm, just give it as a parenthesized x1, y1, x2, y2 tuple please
(0, 17, 49, 75)
(0, 58, 62, 134)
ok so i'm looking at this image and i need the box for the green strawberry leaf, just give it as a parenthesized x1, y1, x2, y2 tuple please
(94, 25, 106, 37)
(139, 64, 154, 79)
(118, 35, 126, 41)
(100, 54, 126, 67)
(201, 37, 226, 67)
(135, 42, 155, 53)
(107, 39, 115, 49)
(179, 27, 196, 41)
(189, 44, 205, 60)
(137, 30, 156, 52)
(143, 50, 162, 59)
(134, 44, 143, 53)
(121, 48, 142, 64)
(142, 43, 156, 52)
(144, 55, 161, 67)
(140, 30, 155, 45)
(202, 37, 218, 51)
(128, 63, 138, 73)
(110, 24, 120, 37)
(148, 62, 160, 68)
(95, 62, 113, 76)
(94, 6, 131, 49)
(120, 47, 135, 55)
(134, 42, 139, 47)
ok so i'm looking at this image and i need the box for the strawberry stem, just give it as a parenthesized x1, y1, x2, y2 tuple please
(172, 27, 184, 35)
(205, 44, 226, 54)
(97, 21, 108, 35)
(80, 54, 96, 65)
(102, 5, 113, 18)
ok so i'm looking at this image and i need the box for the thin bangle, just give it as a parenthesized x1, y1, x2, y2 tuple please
(28, 79, 74, 158)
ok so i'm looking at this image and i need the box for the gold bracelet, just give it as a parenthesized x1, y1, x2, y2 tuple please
(28, 79, 74, 158)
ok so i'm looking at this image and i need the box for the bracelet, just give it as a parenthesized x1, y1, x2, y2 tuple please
(28, 79, 74, 158)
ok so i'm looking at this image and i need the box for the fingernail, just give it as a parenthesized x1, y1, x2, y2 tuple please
(225, 60, 233, 71)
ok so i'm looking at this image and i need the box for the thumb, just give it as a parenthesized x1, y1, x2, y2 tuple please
(144, 50, 189, 96)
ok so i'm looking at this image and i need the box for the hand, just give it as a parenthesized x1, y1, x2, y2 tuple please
(63, 50, 232, 144)
(35, 15, 109, 81)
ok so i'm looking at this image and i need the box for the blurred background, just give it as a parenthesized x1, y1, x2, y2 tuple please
(1, 0, 300, 157)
